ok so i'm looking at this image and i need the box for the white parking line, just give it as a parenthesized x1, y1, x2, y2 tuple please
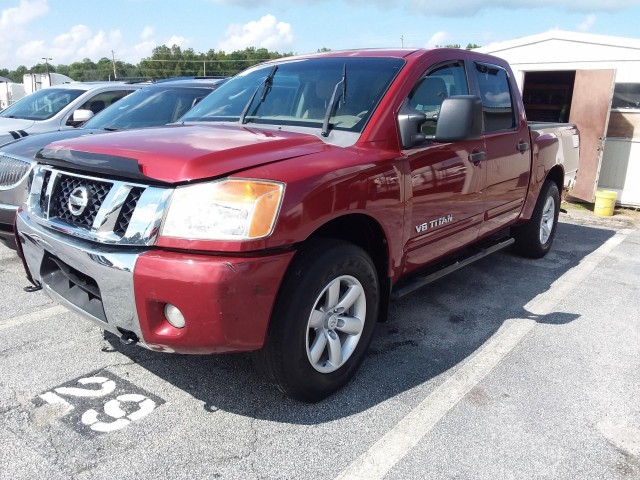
(335, 229, 630, 480)
(0, 305, 69, 332)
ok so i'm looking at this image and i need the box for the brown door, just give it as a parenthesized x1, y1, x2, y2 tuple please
(569, 69, 616, 202)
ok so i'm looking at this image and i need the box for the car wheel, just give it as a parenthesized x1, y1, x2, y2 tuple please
(253, 239, 379, 402)
(512, 180, 560, 258)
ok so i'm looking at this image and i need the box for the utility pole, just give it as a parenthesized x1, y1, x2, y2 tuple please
(400, 35, 404, 48)
(111, 50, 117, 80)
(42, 57, 52, 74)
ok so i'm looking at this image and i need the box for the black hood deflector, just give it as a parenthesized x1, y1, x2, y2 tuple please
(35, 147, 172, 186)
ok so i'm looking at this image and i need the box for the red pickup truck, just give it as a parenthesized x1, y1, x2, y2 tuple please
(16, 48, 579, 402)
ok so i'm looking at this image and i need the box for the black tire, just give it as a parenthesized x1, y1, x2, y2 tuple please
(512, 180, 560, 258)
(253, 239, 379, 402)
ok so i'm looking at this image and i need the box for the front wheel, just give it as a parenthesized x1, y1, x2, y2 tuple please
(512, 180, 560, 258)
(253, 239, 379, 402)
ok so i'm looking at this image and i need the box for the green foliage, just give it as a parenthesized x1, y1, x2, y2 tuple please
(432, 43, 481, 50)
(1, 43, 486, 83)
(435, 44, 462, 49)
(138, 45, 293, 80)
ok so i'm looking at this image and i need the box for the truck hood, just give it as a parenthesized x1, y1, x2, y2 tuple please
(37, 124, 331, 184)
(0, 129, 102, 160)
(0, 118, 36, 147)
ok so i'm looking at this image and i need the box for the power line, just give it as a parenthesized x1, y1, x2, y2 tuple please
(139, 58, 275, 63)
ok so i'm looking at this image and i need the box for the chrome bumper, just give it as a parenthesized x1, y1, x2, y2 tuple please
(16, 209, 147, 343)
(0, 203, 17, 245)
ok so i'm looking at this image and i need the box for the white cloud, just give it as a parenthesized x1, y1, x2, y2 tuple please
(140, 26, 155, 41)
(0, 0, 48, 34)
(218, 14, 294, 52)
(577, 14, 597, 32)
(133, 26, 157, 58)
(20, 24, 127, 64)
(424, 31, 449, 48)
(165, 35, 188, 48)
(0, 0, 49, 65)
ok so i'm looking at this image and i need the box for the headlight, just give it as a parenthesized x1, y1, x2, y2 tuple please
(160, 179, 284, 240)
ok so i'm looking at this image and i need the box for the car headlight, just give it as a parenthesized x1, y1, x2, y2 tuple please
(160, 179, 284, 240)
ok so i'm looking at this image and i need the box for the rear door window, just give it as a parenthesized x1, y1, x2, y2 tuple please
(473, 63, 516, 133)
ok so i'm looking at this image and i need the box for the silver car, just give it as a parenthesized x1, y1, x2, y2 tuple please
(0, 77, 227, 248)
(0, 82, 142, 147)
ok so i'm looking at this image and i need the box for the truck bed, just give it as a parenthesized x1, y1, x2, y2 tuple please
(529, 122, 580, 189)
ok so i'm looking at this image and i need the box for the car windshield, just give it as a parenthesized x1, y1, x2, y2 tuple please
(0, 88, 85, 120)
(180, 57, 405, 134)
(83, 86, 214, 130)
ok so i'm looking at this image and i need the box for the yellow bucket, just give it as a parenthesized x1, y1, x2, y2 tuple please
(594, 190, 617, 217)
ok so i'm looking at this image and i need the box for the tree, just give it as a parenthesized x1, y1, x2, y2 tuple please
(2, 47, 294, 84)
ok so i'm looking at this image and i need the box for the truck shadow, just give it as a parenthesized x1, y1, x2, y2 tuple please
(104, 220, 616, 424)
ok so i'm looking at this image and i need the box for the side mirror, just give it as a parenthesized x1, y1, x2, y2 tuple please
(434, 95, 484, 143)
(397, 102, 427, 149)
(67, 109, 94, 127)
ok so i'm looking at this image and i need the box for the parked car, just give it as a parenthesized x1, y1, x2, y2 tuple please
(15, 49, 579, 401)
(0, 82, 142, 147)
(0, 77, 227, 248)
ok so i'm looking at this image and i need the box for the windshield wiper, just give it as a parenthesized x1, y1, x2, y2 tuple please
(239, 65, 278, 125)
(321, 64, 347, 137)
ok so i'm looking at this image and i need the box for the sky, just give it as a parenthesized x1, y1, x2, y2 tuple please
(1, 0, 640, 70)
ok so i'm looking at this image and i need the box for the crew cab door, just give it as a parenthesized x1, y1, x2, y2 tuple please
(470, 61, 531, 237)
(401, 60, 486, 275)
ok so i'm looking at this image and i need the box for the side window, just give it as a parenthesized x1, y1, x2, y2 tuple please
(407, 61, 468, 136)
(473, 63, 515, 133)
(67, 90, 134, 126)
(79, 90, 134, 115)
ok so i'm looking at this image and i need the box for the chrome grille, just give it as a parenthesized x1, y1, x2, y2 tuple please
(0, 154, 32, 189)
(50, 175, 111, 229)
(27, 166, 172, 246)
(39, 170, 52, 212)
(114, 187, 143, 237)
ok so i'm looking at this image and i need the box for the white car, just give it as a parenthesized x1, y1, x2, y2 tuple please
(0, 82, 141, 147)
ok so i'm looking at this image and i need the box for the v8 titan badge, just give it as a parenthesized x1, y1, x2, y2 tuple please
(34, 369, 165, 435)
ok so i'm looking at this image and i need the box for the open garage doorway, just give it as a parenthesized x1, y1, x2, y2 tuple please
(523, 69, 615, 201)
(523, 71, 576, 122)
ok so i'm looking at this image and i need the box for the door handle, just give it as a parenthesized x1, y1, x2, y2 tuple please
(468, 151, 486, 164)
(517, 142, 530, 152)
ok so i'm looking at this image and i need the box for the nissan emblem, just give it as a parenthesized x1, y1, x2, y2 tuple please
(68, 186, 89, 216)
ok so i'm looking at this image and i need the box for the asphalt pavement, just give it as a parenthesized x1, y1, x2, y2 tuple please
(1, 210, 638, 480)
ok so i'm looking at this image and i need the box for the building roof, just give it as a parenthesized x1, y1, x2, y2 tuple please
(476, 30, 640, 55)
(473, 30, 640, 70)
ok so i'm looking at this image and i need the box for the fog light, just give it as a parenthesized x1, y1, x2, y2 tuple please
(164, 303, 185, 329)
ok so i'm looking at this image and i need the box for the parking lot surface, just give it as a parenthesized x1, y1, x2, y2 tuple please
(1, 211, 639, 479)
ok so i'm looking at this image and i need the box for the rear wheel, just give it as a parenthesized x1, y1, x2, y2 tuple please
(254, 239, 379, 402)
(512, 180, 560, 258)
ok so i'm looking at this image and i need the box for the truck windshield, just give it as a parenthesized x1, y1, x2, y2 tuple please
(180, 57, 404, 134)
(82, 86, 213, 130)
(0, 88, 85, 120)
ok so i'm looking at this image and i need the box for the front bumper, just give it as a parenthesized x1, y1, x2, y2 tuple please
(16, 209, 295, 354)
